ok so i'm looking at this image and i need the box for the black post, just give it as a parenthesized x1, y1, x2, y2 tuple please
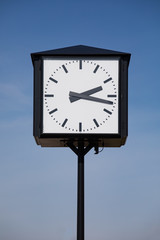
(77, 141, 85, 240)
(67, 140, 94, 240)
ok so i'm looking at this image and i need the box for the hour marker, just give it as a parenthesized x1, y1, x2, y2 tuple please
(62, 118, 68, 127)
(107, 94, 117, 98)
(93, 65, 100, 73)
(45, 94, 54, 97)
(104, 77, 112, 83)
(93, 118, 99, 127)
(79, 60, 82, 69)
(49, 77, 58, 83)
(62, 65, 68, 73)
(79, 122, 82, 132)
(49, 108, 58, 115)
(103, 108, 112, 115)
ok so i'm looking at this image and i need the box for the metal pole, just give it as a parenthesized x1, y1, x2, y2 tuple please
(67, 140, 94, 240)
(77, 141, 84, 240)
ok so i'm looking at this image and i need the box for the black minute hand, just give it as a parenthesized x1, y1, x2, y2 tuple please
(69, 91, 113, 105)
(69, 86, 103, 103)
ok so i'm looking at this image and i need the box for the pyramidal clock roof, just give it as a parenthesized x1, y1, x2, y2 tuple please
(31, 45, 131, 63)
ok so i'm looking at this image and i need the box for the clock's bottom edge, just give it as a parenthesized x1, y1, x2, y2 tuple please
(34, 136, 127, 147)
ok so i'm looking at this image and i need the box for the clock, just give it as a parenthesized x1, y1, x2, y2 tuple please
(31, 45, 130, 147)
(43, 58, 119, 134)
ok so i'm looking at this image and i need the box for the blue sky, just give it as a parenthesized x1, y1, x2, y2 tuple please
(0, 0, 160, 240)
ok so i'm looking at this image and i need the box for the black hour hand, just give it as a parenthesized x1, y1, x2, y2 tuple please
(69, 86, 102, 103)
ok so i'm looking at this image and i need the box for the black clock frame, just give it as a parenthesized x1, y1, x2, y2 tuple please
(31, 45, 130, 147)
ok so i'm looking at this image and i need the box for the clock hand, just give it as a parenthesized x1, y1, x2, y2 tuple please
(69, 86, 103, 103)
(69, 91, 113, 105)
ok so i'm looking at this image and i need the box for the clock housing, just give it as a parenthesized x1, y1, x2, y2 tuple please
(31, 45, 131, 147)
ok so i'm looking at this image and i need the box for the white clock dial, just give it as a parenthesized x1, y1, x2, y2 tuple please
(43, 58, 119, 134)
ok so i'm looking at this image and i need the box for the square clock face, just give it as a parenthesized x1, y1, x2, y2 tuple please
(42, 57, 119, 134)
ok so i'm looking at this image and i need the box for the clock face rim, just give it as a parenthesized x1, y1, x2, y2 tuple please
(40, 56, 121, 137)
